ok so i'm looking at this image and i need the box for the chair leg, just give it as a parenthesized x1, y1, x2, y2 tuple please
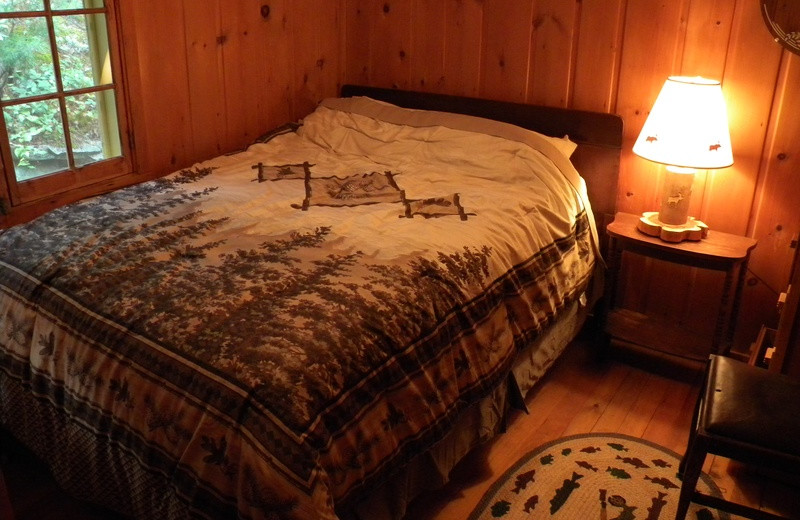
(678, 418, 699, 478)
(679, 373, 707, 478)
(675, 436, 709, 520)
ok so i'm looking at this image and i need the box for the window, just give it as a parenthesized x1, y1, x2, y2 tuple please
(0, 0, 131, 207)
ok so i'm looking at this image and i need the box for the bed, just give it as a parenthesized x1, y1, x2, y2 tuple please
(0, 86, 622, 520)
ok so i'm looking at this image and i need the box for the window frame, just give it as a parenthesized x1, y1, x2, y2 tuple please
(0, 0, 133, 208)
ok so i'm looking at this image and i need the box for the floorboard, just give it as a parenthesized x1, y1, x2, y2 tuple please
(1, 338, 798, 520)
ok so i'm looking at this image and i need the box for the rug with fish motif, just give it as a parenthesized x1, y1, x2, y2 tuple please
(468, 433, 729, 520)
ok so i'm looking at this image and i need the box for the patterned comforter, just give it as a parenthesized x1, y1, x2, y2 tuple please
(0, 97, 596, 519)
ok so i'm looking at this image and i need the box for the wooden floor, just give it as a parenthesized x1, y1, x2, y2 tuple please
(408, 339, 800, 520)
(1, 338, 798, 520)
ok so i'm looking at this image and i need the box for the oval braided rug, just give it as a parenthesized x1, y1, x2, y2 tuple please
(469, 433, 730, 520)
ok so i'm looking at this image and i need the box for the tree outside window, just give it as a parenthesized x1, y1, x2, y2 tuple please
(0, 0, 122, 185)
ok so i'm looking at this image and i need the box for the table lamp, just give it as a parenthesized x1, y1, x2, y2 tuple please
(632, 76, 733, 242)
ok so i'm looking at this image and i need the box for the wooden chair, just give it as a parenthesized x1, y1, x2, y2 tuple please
(676, 354, 800, 520)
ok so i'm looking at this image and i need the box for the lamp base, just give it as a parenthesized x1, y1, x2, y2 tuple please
(637, 211, 709, 242)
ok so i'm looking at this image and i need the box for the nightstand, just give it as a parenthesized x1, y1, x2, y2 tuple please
(603, 212, 757, 362)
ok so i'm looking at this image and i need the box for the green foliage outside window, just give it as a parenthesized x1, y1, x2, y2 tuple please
(1, 2, 112, 180)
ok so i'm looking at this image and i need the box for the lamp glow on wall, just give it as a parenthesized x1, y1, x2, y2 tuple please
(633, 76, 733, 242)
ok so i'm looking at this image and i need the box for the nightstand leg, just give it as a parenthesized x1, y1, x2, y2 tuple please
(599, 236, 621, 357)
(605, 237, 621, 309)
(714, 267, 735, 355)
(726, 257, 750, 354)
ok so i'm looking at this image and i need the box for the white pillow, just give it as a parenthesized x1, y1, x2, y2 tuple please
(554, 135, 578, 158)
(320, 96, 578, 159)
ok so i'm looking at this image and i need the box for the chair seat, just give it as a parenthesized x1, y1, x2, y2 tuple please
(677, 355, 800, 520)
(701, 355, 800, 458)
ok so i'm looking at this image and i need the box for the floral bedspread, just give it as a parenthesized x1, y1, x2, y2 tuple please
(0, 98, 595, 519)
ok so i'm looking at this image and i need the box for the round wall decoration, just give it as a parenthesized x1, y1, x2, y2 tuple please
(761, 0, 800, 55)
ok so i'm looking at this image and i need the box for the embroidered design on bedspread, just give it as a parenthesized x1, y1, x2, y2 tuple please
(253, 161, 473, 219)
(295, 171, 404, 210)
(253, 161, 312, 182)
(401, 193, 473, 220)
(0, 164, 595, 520)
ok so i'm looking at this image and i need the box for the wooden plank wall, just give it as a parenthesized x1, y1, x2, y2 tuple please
(118, 0, 344, 177)
(342, 0, 800, 351)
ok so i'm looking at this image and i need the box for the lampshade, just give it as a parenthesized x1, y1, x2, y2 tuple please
(633, 76, 733, 170)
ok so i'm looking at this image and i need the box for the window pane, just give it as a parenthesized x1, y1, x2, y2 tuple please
(0, 0, 43, 13)
(3, 99, 68, 181)
(66, 90, 120, 167)
(0, 16, 56, 101)
(55, 13, 111, 90)
(51, 0, 105, 11)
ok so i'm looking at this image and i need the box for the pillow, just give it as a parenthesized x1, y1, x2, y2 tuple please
(320, 96, 578, 159)
(554, 135, 578, 158)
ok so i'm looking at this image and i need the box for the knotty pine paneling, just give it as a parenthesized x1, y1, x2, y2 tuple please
(480, 0, 534, 102)
(119, 0, 343, 178)
(442, 1, 483, 97)
(219, 0, 284, 153)
(571, 0, 625, 113)
(343, 0, 372, 87)
(409, 0, 446, 92)
(183, 1, 227, 162)
(749, 54, 800, 294)
(526, 0, 579, 107)
(122, 1, 194, 174)
(342, 0, 800, 352)
(292, 0, 344, 119)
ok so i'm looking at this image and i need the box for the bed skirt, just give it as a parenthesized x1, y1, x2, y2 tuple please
(350, 299, 587, 520)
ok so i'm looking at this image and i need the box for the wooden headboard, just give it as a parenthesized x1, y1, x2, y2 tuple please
(340, 84, 623, 233)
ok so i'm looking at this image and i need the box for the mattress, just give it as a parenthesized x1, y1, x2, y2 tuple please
(0, 96, 597, 519)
